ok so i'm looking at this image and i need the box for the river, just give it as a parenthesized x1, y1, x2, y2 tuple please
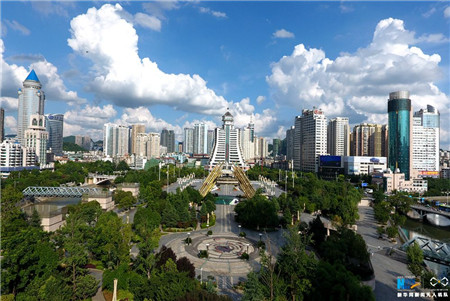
(401, 218, 450, 278)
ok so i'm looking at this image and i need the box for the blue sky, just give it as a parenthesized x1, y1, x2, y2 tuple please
(1, 1, 449, 148)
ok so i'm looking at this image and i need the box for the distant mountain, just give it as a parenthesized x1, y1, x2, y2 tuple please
(63, 142, 86, 152)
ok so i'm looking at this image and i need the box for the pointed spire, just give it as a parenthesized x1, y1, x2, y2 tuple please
(25, 69, 40, 82)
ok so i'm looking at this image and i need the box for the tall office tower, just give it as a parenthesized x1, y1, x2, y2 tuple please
(45, 114, 64, 156)
(272, 138, 281, 157)
(193, 123, 208, 154)
(131, 124, 145, 154)
(257, 137, 269, 159)
(413, 105, 440, 173)
(207, 130, 215, 156)
(183, 128, 194, 154)
(24, 114, 48, 166)
(241, 121, 256, 161)
(178, 142, 183, 153)
(209, 111, 245, 169)
(388, 91, 412, 180)
(381, 125, 389, 158)
(0, 107, 4, 142)
(103, 123, 130, 157)
(135, 133, 149, 157)
(74, 135, 92, 151)
(286, 126, 295, 161)
(17, 70, 45, 144)
(327, 117, 349, 156)
(146, 133, 160, 158)
(161, 129, 175, 153)
(351, 123, 385, 157)
(293, 108, 327, 172)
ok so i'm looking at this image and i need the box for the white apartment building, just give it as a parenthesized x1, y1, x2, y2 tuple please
(328, 117, 349, 156)
(412, 105, 440, 175)
(24, 114, 48, 166)
(103, 123, 130, 157)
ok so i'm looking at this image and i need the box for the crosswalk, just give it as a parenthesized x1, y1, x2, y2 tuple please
(217, 275, 233, 290)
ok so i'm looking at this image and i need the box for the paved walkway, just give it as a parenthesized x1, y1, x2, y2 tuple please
(356, 202, 427, 301)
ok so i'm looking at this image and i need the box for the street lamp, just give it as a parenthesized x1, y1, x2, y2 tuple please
(259, 233, 262, 242)
(200, 268, 203, 284)
(206, 243, 210, 251)
(238, 225, 241, 234)
(187, 232, 191, 245)
(246, 243, 249, 253)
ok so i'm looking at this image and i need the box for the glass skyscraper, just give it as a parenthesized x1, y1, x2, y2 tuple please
(388, 91, 411, 180)
(17, 70, 45, 145)
(45, 114, 64, 156)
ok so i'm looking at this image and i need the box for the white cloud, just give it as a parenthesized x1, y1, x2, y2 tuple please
(68, 4, 229, 115)
(30, 1, 75, 17)
(267, 18, 449, 144)
(0, 39, 86, 105)
(0, 97, 18, 111)
(5, 116, 17, 134)
(273, 29, 294, 39)
(416, 33, 449, 44)
(199, 7, 227, 18)
(4, 20, 30, 36)
(134, 13, 161, 31)
(422, 7, 436, 18)
(64, 104, 117, 139)
(256, 96, 266, 105)
(142, 1, 179, 19)
(444, 6, 450, 18)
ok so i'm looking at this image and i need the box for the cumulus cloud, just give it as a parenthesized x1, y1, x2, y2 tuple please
(0, 39, 86, 105)
(444, 6, 450, 18)
(273, 29, 295, 39)
(256, 96, 266, 105)
(5, 116, 17, 134)
(142, 1, 179, 19)
(134, 13, 161, 31)
(267, 18, 449, 124)
(64, 104, 117, 139)
(68, 4, 228, 115)
(0, 97, 18, 112)
(199, 7, 227, 18)
(4, 20, 30, 36)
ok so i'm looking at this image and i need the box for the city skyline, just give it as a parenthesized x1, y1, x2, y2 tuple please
(1, 1, 449, 148)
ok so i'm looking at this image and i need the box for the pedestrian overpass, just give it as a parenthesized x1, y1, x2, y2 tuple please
(23, 186, 102, 198)
(400, 236, 450, 266)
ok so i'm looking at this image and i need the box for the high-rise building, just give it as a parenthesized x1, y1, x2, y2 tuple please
(24, 114, 48, 165)
(388, 91, 412, 180)
(241, 121, 256, 161)
(183, 128, 194, 154)
(103, 123, 130, 157)
(17, 70, 45, 145)
(351, 123, 387, 157)
(209, 111, 245, 169)
(74, 135, 92, 151)
(293, 108, 327, 172)
(413, 105, 440, 174)
(207, 130, 215, 156)
(327, 117, 349, 156)
(286, 126, 295, 161)
(131, 124, 145, 155)
(272, 138, 282, 157)
(45, 114, 64, 156)
(135, 132, 160, 158)
(193, 123, 208, 154)
(161, 129, 175, 153)
(0, 107, 4, 143)
(0, 140, 35, 168)
(257, 137, 269, 159)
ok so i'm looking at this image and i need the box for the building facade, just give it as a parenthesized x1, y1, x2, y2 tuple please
(286, 126, 295, 161)
(350, 123, 387, 157)
(183, 128, 194, 154)
(344, 156, 387, 175)
(207, 130, 215, 156)
(328, 117, 350, 156)
(0, 107, 4, 143)
(24, 114, 48, 166)
(161, 129, 175, 153)
(412, 105, 440, 175)
(130, 124, 145, 155)
(209, 111, 245, 170)
(103, 123, 130, 157)
(193, 123, 208, 155)
(17, 70, 45, 145)
(45, 114, 64, 156)
(293, 108, 327, 172)
(388, 91, 412, 180)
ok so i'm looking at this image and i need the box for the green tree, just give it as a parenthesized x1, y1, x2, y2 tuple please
(161, 202, 179, 228)
(115, 190, 136, 210)
(74, 275, 99, 300)
(29, 209, 42, 229)
(386, 226, 398, 241)
(407, 242, 424, 278)
(242, 272, 265, 301)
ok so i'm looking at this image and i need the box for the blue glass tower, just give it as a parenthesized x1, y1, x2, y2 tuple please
(388, 91, 411, 180)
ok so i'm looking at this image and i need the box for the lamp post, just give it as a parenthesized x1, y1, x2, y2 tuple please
(200, 267, 203, 284)
(259, 233, 262, 242)
(187, 232, 191, 246)
(238, 225, 241, 235)
(206, 243, 210, 251)
(246, 243, 249, 253)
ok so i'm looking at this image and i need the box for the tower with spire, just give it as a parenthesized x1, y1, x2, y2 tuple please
(17, 70, 45, 144)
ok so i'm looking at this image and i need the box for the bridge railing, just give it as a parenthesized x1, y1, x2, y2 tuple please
(23, 186, 102, 198)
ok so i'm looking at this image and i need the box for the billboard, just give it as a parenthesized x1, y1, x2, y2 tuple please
(418, 171, 439, 178)
(320, 156, 342, 167)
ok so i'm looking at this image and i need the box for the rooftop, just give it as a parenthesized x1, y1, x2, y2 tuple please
(25, 69, 40, 82)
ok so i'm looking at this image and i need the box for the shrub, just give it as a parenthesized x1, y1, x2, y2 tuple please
(240, 252, 250, 260)
(207, 230, 212, 236)
(198, 250, 208, 258)
(239, 231, 246, 237)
